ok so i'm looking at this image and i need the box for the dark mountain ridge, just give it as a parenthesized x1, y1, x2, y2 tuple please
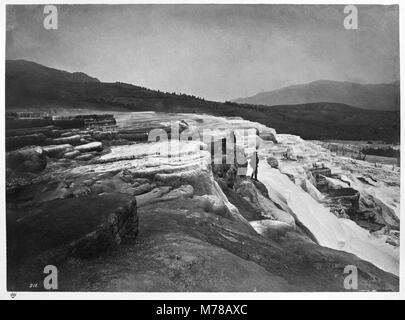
(5, 59, 400, 142)
(233, 79, 400, 111)
(7, 59, 100, 83)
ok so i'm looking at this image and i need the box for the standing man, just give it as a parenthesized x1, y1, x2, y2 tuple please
(250, 128, 260, 181)
(250, 148, 259, 181)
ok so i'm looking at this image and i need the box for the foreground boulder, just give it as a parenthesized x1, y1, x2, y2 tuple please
(6, 146, 47, 173)
(7, 194, 138, 291)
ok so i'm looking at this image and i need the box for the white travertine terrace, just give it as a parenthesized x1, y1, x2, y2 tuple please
(108, 112, 400, 275)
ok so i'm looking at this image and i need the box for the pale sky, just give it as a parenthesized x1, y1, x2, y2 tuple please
(6, 4, 399, 101)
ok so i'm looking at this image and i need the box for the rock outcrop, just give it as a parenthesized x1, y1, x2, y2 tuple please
(52, 134, 82, 145)
(234, 178, 296, 226)
(6, 146, 47, 173)
(267, 157, 279, 169)
(43, 144, 74, 158)
(7, 194, 138, 291)
(326, 187, 360, 219)
(75, 142, 104, 153)
(260, 131, 278, 143)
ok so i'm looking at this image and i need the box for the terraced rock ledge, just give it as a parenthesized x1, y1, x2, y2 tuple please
(6, 112, 399, 291)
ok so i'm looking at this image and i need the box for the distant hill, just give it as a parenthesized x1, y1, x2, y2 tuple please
(6, 59, 101, 109)
(5, 59, 400, 142)
(232, 80, 400, 111)
(7, 59, 100, 83)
